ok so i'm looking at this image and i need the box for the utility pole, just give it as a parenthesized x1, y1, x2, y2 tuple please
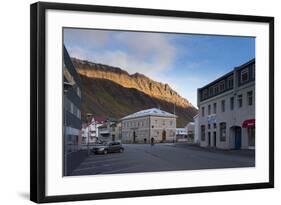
(173, 99, 177, 144)
(86, 113, 93, 156)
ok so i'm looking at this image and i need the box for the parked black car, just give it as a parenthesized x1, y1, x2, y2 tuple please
(92, 141, 124, 154)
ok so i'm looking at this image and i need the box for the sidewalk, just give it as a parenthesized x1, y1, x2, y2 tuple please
(168, 143, 255, 158)
(67, 150, 89, 175)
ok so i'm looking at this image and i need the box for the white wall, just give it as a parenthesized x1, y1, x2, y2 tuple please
(0, 0, 279, 205)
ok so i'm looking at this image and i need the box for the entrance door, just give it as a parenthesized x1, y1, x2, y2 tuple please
(248, 127, 255, 148)
(133, 131, 136, 143)
(213, 132, 216, 147)
(162, 130, 166, 141)
(208, 132, 211, 146)
(234, 127, 242, 149)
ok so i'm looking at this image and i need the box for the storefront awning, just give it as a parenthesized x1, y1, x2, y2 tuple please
(242, 119, 255, 128)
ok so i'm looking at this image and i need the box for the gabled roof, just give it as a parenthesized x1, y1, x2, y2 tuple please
(93, 116, 107, 124)
(121, 108, 176, 120)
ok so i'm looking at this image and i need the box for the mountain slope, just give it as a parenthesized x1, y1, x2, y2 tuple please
(72, 59, 198, 127)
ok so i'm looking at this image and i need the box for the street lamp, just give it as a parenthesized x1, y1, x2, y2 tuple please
(63, 81, 74, 176)
(86, 113, 93, 156)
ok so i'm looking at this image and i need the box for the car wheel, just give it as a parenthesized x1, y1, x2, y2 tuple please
(103, 149, 108, 155)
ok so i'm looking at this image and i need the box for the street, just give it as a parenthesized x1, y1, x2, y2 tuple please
(70, 143, 255, 176)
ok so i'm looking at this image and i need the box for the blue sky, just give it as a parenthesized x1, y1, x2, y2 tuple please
(64, 28, 255, 107)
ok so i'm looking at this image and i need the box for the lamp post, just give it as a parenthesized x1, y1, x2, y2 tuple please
(63, 82, 74, 176)
(173, 99, 177, 144)
(86, 113, 93, 156)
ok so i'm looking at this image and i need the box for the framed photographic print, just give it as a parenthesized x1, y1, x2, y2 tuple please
(30, 1, 274, 203)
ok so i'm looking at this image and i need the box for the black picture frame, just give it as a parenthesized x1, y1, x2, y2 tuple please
(30, 1, 274, 203)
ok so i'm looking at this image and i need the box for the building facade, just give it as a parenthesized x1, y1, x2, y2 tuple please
(185, 122, 195, 142)
(98, 119, 121, 142)
(63, 46, 82, 153)
(80, 115, 107, 147)
(176, 128, 188, 142)
(121, 108, 177, 143)
(110, 121, 122, 142)
(193, 114, 200, 144)
(197, 59, 255, 149)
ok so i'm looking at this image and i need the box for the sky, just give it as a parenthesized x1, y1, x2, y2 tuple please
(64, 28, 255, 108)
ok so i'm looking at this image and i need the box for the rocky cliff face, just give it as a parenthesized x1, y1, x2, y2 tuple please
(72, 58, 198, 127)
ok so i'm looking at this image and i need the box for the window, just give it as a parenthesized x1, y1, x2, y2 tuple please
(213, 123, 217, 129)
(214, 84, 219, 94)
(219, 81, 225, 92)
(170, 120, 173, 126)
(213, 103, 217, 114)
(208, 124, 211, 129)
(202, 89, 208, 99)
(70, 102, 74, 114)
(77, 109, 81, 119)
(77, 87, 81, 98)
(201, 106, 205, 117)
(220, 122, 226, 141)
(238, 94, 243, 108)
(209, 86, 214, 96)
(227, 76, 234, 89)
(221, 100, 225, 112)
(230, 97, 234, 110)
(64, 97, 70, 112)
(241, 68, 249, 83)
(247, 91, 253, 106)
(201, 125, 206, 141)
(208, 104, 211, 115)
(252, 63, 255, 79)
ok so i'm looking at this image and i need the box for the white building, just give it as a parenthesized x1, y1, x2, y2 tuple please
(176, 128, 188, 142)
(185, 122, 195, 142)
(80, 116, 107, 148)
(121, 108, 177, 143)
(193, 114, 200, 144)
(197, 59, 255, 149)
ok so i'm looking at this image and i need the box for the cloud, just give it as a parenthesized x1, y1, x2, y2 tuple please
(64, 29, 178, 76)
(64, 28, 110, 48)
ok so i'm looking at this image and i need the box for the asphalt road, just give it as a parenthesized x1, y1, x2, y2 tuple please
(70, 143, 255, 176)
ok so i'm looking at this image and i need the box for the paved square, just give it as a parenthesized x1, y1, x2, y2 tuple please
(70, 144, 255, 176)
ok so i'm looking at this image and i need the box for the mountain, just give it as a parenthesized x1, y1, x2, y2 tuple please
(72, 58, 198, 127)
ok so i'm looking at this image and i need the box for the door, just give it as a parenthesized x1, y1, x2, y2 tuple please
(133, 131, 136, 143)
(213, 132, 216, 147)
(234, 127, 242, 149)
(162, 130, 166, 141)
(208, 132, 211, 146)
(248, 127, 255, 147)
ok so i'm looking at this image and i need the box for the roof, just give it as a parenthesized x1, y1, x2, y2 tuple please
(176, 128, 187, 131)
(121, 108, 176, 120)
(92, 116, 107, 124)
(198, 58, 255, 91)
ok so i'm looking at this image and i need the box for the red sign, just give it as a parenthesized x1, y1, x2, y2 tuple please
(242, 119, 255, 128)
